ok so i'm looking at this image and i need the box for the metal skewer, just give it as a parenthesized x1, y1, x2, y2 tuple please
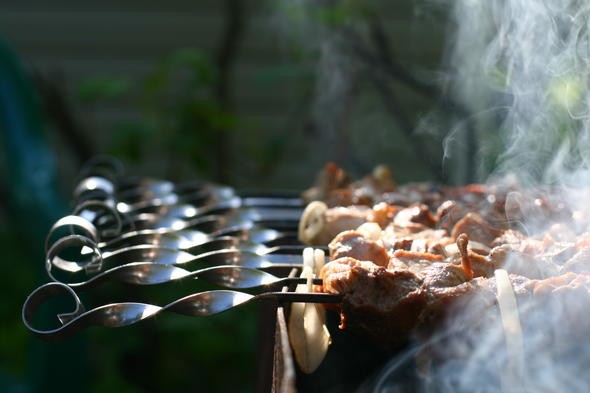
(22, 281, 340, 341)
(24, 159, 329, 345)
(46, 214, 300, 256)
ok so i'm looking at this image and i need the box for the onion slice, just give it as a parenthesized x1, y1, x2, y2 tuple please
(288, 248, 331, 373)
(494, 269, 525, 389)
(298, 201, 328, 245)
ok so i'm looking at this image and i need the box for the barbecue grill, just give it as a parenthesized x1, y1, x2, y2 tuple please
(27, 158, 590, 393)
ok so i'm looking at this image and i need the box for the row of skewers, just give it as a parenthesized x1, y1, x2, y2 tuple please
(22, 159, 338, 343)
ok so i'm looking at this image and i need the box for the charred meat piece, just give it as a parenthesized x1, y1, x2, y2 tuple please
(368, 202, 399, 228)
(302, 162, 351, 206)
(523, 272, 590, 340)
(382, 228, 452, 255)
(451, 212, 502, 246)
(393, 204, 437, 232)
(349, 164, 397, 205)
(487, 244, 559, 278)
(302, 162, 397, 207)
(436, 200, 467, 233)
(318, 257, 427, 349)
(299, 201, 382, 246)
(329, 230, 389, 267)
(389, 249, 446, 273)
(561, 247, 590, 273)
(490, 229, 527, 247)
(324, 206, 370, 236)
(318, 252, 481, 349)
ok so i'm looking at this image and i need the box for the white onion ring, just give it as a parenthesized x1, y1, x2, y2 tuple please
(298, 201, 328, 245)
(495, 269, 525, 390)
(313, 248, 326, 274)
(288, 247, 331, 374)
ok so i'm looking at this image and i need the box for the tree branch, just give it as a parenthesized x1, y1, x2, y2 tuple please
(35, 73, 96, 164)
(343, 16, 479, 183)
(214, 0, 244, 183)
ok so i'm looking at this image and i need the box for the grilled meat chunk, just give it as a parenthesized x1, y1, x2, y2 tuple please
(393, 204, 437, 232)
(451, 212, 502, 246)
(329, 230, 389, 267)
(318, 257, 427, 349)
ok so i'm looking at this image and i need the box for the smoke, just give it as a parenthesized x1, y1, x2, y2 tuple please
(272, 0, 361, 167)
(445, 0, 590, 186)
(366, 283, 590, 393)
(364, 1, 590, 392)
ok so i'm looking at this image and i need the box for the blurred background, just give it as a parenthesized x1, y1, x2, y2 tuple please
(0, 1, 477, 392)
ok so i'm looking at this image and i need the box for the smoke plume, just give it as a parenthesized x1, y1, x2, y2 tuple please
(370, 1, 590, 392)
(446, 0, 590, 185)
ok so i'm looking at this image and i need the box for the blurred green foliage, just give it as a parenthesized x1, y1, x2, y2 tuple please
(281, 0, 371, 27)
(78, 76, 132, 103)
(78, 48, 238, 178)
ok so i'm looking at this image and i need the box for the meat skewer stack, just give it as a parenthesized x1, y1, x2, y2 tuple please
(299, 163, 590, 390)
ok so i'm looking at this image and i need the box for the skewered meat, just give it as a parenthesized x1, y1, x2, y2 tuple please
(301, 162, 351, 205)
(318, 235, 477, 349)
(561, 247, 590, 273)
(323, 206, 371, 242)
(436, 200, 466, 232)
(298, 202, 371, 246)
(319, 257, 427, 349)
(393, 204, 437, 232)
(328, 230, 389, 267)
(302, 162, 396, 207)
(302, 163, 590, 351)
(450, 212, 502, 246)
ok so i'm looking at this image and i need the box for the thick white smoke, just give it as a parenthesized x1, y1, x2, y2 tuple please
(368, 1, 590, 392)
(447, 0, 590, 186)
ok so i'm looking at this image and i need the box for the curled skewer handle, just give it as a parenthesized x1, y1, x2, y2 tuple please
(76, 156, 124, 181)
(22, 284, 341, 341)
(22, 282, 85, 341)
(22, 281, 159, 342)
(73, 176, 116, 202)
(48, 236, 306, 288)
(45, 215, 99, 253)
(46, 235, 103, 278)
(73, 199, 124, 238)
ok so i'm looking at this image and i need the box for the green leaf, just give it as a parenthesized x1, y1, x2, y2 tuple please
(78, 76, 132, 102)
(165, 49, 216, 84)
(107, 122, 156, 162)
(255, 64, 313, 87)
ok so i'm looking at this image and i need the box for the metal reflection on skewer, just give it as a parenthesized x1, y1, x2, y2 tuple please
(46, 237, 316, 288)
(45, 214, 303, 272)
(46, 232, 306, 277)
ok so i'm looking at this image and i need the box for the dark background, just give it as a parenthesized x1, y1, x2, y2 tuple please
(0, 1, 475, 392)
